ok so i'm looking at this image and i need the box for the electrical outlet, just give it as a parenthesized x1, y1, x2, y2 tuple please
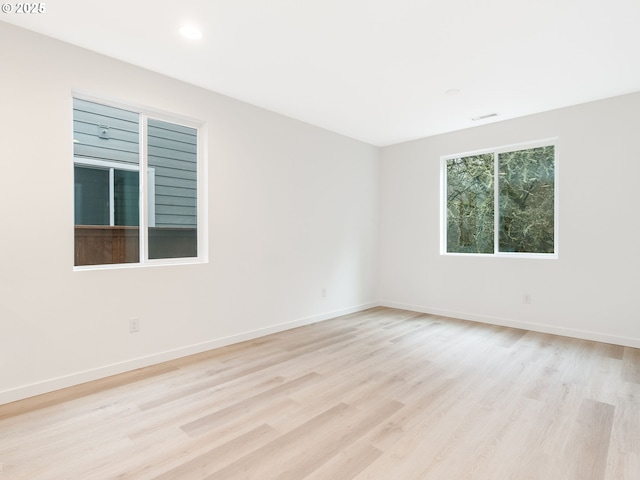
(129, 318, 140, 333)
(523, 293, 531, 304)
(321, 288, 327, 298)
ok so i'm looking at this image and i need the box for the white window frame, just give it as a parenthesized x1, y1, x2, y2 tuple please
(73, 94, 207, 271)
(440, 138, 559, 259)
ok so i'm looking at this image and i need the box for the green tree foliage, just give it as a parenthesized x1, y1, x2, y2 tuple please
(446, 146, 555, 254)
(498, 146, 555, 253)
(446, 154, 494, 253)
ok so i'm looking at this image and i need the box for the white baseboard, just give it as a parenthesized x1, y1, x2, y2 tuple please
(0, 301, 378, 406)
(380, 300, 640, 349)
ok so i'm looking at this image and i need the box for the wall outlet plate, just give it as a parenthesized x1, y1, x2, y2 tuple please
(129, 318, 140, 333)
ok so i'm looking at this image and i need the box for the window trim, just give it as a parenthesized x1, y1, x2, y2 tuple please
(72, 94, 207, 271)
(440, 138, 559, 259)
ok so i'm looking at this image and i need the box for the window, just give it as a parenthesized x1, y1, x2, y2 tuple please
(73, 97, 203, 267)
(442, 140, 557, 257)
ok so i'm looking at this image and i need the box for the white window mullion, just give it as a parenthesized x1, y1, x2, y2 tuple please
(493, 152, 500, 254)
(109, 167, 115, 226)
(139, 115, 148, 263)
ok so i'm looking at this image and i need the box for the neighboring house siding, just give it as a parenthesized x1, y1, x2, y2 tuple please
(73, 99, 197, 228)
(148, 119, 197, 228)
(73, 98, 139, 166)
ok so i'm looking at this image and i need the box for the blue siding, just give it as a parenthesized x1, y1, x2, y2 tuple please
(73, 98, 139, 166)
(148, 119, 197, 228)
(73, 99, 198, 228)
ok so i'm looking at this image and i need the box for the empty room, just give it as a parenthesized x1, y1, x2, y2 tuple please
(1, 1, 639, 479)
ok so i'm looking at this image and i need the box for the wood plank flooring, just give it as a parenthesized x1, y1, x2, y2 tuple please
(0, 307, 639, 479)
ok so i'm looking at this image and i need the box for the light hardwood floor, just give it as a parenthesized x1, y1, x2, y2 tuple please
(1, 307, 639, 479)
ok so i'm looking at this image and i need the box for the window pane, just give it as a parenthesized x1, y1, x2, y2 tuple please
(498, 146, 555, 253)
(147, 119, 198, 259)
(114, 170, 139, 226)
(446, 154, 494, 253)
(74, 166, 109, 226)
(73, 98, 140, 266)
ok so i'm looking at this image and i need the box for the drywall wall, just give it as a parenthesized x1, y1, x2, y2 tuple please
(0, 23, 379, 404)
(379, 92, 640, 347)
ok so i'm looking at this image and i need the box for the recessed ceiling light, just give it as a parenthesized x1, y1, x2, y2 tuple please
(445, 88, 461, 96)
(179, 25, 203, 40)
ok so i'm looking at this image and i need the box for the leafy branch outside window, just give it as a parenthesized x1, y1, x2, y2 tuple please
(445, 145, 555, 255)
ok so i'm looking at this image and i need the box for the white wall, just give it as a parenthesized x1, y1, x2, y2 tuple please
(380, 92, 640, 347)
(0, 23, 379, 404)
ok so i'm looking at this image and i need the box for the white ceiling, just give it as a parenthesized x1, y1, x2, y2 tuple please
(4, 0, 640, 146)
